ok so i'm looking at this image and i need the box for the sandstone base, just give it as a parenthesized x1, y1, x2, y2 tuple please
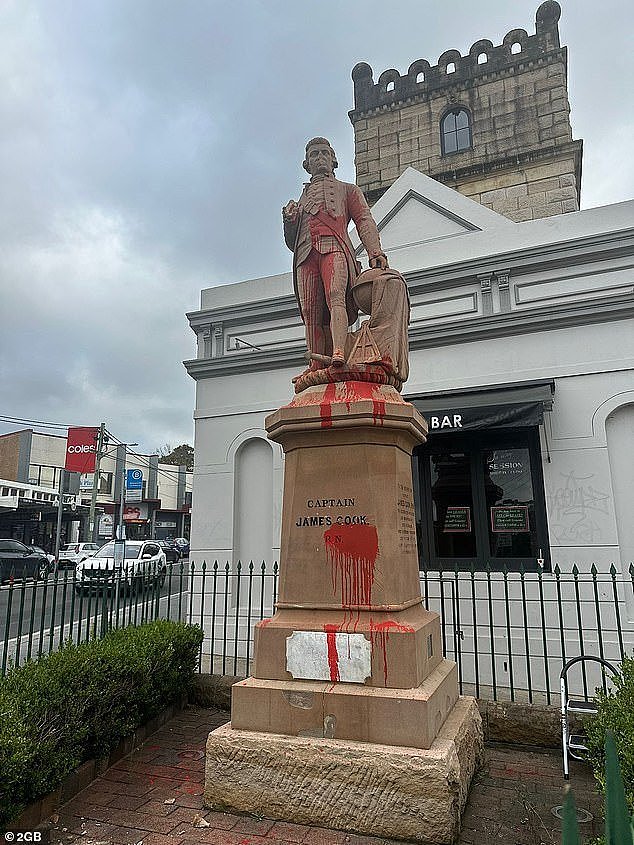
(205, 696, 483, 844)
(231, 661, 458, 749)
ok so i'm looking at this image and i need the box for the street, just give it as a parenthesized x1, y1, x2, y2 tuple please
(0, 573, 190, 671)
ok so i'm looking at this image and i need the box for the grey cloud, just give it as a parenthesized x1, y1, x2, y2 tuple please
(1, 0, 632, 452)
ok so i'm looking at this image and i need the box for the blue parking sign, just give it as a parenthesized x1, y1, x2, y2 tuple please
(126, 468, 143, 502)
(126, 469, 143, 490)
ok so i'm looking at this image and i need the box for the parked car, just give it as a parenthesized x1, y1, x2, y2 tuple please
(58, 542, 101, 570)
(75, 540, 167, 593)
(156, 540, 181, 564)
(31, 546, 56, 571)
(0, 539, 50, 582)
(173, 537, 190, 557)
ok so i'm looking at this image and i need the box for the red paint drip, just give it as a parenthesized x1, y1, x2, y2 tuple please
(324, 523, 379, 608)
(324, 623, 340, 682)
(369, 619, 415, 685)
(372, 399, 386, 425)
(319, 382, 337, 428)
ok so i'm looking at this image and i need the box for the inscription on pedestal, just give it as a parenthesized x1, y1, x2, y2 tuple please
(294, 496, 369, 527)
(397, 483, 416, 553)
(286, 630, 372, 683)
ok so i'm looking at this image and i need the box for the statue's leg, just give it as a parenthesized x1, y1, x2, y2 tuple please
(321, 251, 348, 367)
(297, 253, 327, 363)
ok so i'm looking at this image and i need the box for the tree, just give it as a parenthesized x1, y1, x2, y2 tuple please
(157, 443, 194, 471)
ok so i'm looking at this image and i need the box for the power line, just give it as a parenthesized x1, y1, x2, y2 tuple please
(103, 429, 190, 484)
(0, 417, 191, 483)
(0, 414, 70, 430)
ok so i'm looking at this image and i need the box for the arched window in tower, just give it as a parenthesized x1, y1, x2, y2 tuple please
(440, 107, 472, 155)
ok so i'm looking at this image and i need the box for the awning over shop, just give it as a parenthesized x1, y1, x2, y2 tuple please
(409, 381, 554, 434)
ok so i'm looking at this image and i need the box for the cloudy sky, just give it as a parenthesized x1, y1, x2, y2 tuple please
(1, 0, 632, 454)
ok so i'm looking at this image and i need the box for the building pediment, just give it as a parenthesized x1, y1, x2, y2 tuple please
(351, 166, 514, 258)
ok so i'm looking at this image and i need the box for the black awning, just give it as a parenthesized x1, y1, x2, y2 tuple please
(408, 381, 554, 434)
(415, 401, 543, 433)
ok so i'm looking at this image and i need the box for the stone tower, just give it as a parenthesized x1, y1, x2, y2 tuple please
(349, 1, 582, 222)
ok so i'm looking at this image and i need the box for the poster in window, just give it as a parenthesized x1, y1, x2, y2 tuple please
(443, 506, 471, 533)
(491, 505, 530, 533)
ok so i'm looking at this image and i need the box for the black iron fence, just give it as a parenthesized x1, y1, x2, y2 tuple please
(1, 561, 633, 705)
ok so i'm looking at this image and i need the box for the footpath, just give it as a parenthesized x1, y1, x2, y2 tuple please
(45, 705, 603, 845)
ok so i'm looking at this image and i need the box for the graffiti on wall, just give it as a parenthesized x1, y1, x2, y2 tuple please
(547, 470, 611, 544)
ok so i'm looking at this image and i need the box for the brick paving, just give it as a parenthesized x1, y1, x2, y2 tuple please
(45, 705, 603, 845)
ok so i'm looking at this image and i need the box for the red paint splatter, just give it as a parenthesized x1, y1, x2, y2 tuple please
(319, 382, 337, 428)
(339, 382, 385, 425)
(178, 781, 201, 795)
(324, 623, 340, 682)
(287, 378, 406, 409)
(369, 619, 415, 685)
(324, 523, 379, 608)
(256, 618, 271, 627)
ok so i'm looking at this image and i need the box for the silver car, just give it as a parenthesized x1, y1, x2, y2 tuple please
(75, 540, 167, 593)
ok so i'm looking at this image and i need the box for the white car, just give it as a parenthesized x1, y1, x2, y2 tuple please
(58, 542, 101, 570)
(75, 540, 167, 593)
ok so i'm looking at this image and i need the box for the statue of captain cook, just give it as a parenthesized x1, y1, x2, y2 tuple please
(282, 137, 389, 371)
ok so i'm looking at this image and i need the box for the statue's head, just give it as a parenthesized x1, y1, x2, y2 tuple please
(303, 137, 338, 176)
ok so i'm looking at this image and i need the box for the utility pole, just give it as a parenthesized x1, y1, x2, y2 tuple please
(117, 457, 126, 540)
(113, 443, 137, 576)
(113, 442, 138, 542)
(54, 469, 66, 563)
(89, 422, 106, 542)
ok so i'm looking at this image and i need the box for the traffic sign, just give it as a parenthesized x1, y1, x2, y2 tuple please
(126, 468, 143, 502)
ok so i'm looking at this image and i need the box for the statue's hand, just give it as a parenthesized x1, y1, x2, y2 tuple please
(283, 200, 300, 221)
(369, 252, 389, 270)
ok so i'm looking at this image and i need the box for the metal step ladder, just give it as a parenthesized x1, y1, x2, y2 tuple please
(560, 655, 618, 780)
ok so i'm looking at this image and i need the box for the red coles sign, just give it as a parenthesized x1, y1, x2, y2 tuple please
(65, 427, 99, 474)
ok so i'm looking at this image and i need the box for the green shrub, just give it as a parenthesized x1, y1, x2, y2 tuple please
(584, 655, 634, 819)
(0, 620, 203, 825)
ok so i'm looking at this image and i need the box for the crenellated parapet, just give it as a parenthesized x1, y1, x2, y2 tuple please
(351, 1, 562, 118)
(348, 1, 582, 222)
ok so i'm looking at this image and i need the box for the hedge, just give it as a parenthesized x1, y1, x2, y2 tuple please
(0, 620, 204, 825)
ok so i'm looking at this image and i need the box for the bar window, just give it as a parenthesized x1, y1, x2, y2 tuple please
(415, 429, 549, 572)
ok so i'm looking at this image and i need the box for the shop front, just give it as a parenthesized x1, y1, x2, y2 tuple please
(411, 383, 554, 572)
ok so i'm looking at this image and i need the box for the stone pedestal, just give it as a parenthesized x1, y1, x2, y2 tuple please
(205, 382, 483, 841)
(206, 697, 482, 845)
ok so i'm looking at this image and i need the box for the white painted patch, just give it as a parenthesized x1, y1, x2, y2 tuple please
(286, 630, 371, 683)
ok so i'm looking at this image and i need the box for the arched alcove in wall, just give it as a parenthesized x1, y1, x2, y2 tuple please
(606, 403, 634, 619)
(233, 437, 274, 568)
